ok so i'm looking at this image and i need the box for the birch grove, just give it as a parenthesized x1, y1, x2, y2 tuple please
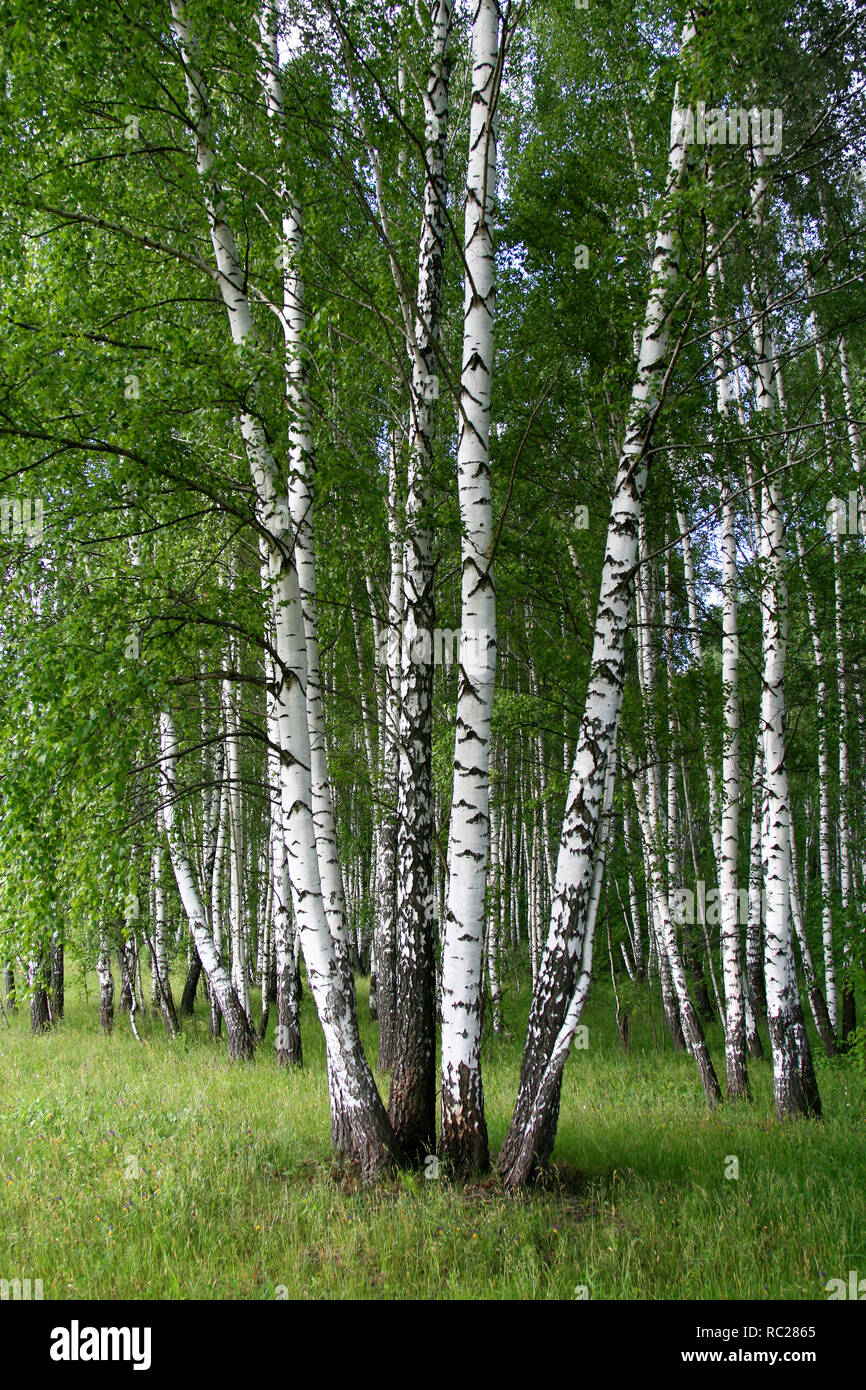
(0, 0, 864, 1198)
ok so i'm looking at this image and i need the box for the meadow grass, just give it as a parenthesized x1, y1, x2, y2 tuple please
(0, 965, 864, 1299)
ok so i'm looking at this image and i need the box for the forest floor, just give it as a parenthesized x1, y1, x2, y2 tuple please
(0, 968, 864, 1299)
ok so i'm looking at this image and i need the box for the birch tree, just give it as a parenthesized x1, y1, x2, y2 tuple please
(388, 0, 455, 1158)
(498, 12, 699, 1187)
(168, 0, 400, 1174)
(748, 145, 821, 1119)
(439, 0, 500, 1174)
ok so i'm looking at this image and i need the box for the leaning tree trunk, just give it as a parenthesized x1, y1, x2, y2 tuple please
(159, 710, 256, 1061)
(631, 774, 722, 1109)
(497, 13, 697, 1187)
(259, 2, 355, 1011)
(170, 0, 399, 1175)
(494, 749, 617, 1188)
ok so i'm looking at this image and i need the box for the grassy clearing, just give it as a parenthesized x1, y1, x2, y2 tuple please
(1, 967, 864, 1299)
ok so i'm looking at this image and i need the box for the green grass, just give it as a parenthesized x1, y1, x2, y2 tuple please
(1, 967, 864, 1299)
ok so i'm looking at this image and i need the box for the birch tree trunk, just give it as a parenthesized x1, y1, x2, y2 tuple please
(265, 627, 304, 1070)
(745, 750, 766, 1058)
(159, 710, 255, 1060)
(630, 769, 722, 1108)
(705, 242, 750, 1094)
(495, 747, 618, 1186)
(831, 494, 856, 1047)
(796, 231, 847, 1046)
(718, 487, 748, 1096)
(258, 3, 355, 1006)
(4, 964, 15, 1015)
(488, 797, 504, 1034)
(388, 0, 454, 1158)
(788, 816, 837, 1058)
(148, 809, 179, 1037)
(28, 946, 51, 1034)
(371, 513, 402, 1067)
(793, 532, 840, 1046)
(439, 0, 499, 1173)
(497, 15, 696, 1185)
(222, 657, 251, 1027)
(622, 806, 645, 983)
(169, 0, 399, 1173)
(97, 924, 115, 1035)
(676, 509, 721, 870)
(273, 829, 302, 1068)
(749, 171, 820, 1117)
(637, 518, 687, 1051)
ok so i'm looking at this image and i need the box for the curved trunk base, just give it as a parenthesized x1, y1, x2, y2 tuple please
(330, 1076, 402, 1182)
(223, 998, 256, 1061)
(497, 1078, 563, 1190)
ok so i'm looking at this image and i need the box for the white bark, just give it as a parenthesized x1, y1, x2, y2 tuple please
(389, 0, 455, 1159)
(707, 246, 749, 1097)
(170, 0, 397, 1172)
(499, 14, 697, 1184)
(159, 710, 254, 1058)
(676, 507, 721, 869)
(630, 772, 721, 1106)
(749, 157, 820, 1117)
(488, 798, 504, 1034)
(794, 527, 838, 1034)
(222, 650, 251, 1026)
(258, 4, 355, 1000)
